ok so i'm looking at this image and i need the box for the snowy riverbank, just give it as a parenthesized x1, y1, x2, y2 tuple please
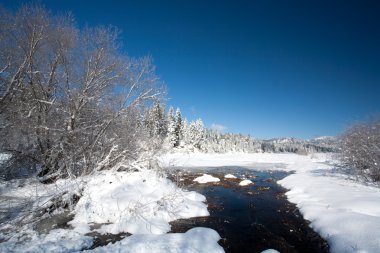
(160, 152, 380, 253)
(0, 168, 222, 252)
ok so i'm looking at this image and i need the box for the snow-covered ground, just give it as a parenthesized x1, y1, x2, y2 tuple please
(0, 169, 217, 252)
(85, 227, 224, 253)
(160, 152, 322, 169)
(160, 152, 380, 253)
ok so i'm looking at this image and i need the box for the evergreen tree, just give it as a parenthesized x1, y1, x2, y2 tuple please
(167, 107, 177, 147)
(152, 102, 166, 138)
(174, 108, 183, 146)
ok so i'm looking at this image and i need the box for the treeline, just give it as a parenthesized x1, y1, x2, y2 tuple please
(143, 103, 337, 154)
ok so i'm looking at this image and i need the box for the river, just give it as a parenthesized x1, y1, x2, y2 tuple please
(167, 166, 329, 253)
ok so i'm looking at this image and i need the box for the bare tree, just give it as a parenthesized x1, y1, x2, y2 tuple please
(339, 119, 380, 182)
(0, 5, 164, 181)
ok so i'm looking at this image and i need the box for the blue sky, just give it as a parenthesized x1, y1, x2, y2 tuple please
(3, 0, 380, 139)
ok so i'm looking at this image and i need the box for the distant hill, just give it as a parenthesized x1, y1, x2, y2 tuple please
(260, 136, 337, 154)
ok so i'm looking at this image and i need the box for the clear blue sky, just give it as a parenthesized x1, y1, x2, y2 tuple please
(3, 0, 380, 139)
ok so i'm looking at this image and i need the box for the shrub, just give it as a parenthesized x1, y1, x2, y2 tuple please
(339, 119, 380, 182)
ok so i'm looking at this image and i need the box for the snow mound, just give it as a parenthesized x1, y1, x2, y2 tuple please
(193, 174, 220, 184)
(239, 179, 252, 186)
(261, 250, 280, 253)
(85, 227, 224, 253)
(70, 170, 209, 235)
(224, 174, 237, 179)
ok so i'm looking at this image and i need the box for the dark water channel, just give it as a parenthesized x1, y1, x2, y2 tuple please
(167, 167, 329, 253)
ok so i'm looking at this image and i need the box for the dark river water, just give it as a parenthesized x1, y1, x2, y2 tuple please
(167, 166, 330, 253)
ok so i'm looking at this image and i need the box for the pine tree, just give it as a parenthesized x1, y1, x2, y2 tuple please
(174, 108, 183, 146)
(167, 107, 177, 147)
(152, 102, 166, 138)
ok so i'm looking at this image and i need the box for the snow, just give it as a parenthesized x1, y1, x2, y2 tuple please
(278, 172, 380, 253)
(193, 174, 220, 184)
(261, 250, 280, 253)
(71, 169, 209, 235)
(239, 179, 253, 186)
(0, 169, 212, 252)
(0, 153, 11, 163)
(85, 227, 224, 253)
(0, 176, 85, 229)
(312, 136, 335, 141)
(224, 174, 237, 179)
(160, 152, 380, 253)
(0, 228, 93, 253)
(159, 152, 316, 169)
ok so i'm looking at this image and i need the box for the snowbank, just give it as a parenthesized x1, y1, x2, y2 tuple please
(160, 152, 380, 253)
(278, 172, 380, 253)
(85, 227, 224, 253)
(71, 170, 209, 235)
(0, 169, 214, 252)
(193, 174, 220, 184)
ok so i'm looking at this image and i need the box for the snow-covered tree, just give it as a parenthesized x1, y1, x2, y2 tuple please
(174, 108, 183, 146)
(0, 5, 164, 180)
(187, 119, 205, 150)
(152, 102, 167, 138)
(339, 119, 380, 182)
(168, 114, 334, 154)
(166, 107, 177, 147)
(181, 119, 189, 146)
(143, 102, 167, 140)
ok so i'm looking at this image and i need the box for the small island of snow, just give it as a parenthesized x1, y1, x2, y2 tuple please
(193, 174, 220, 184)
(224, 174, 237, 179)
(239, 179, 253, 186)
